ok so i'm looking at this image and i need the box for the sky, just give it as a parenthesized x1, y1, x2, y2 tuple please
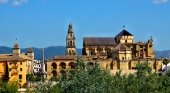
(0, 0, 170, 51)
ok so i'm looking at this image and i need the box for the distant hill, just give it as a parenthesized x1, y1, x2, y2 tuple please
(155, 50, 170, 58)
(0, 46, 169, 59)
(0, 46, 82, 60)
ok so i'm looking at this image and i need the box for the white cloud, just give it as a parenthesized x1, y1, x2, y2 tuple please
(0, 0, 8, 4)
(152, 0, 169, 4)
(12, 0, 28, 6)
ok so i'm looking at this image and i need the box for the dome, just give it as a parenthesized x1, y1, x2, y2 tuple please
(27, 47, 34, 53)
(13, 43, 20, 49)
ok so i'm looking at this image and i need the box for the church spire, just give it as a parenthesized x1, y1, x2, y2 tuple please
(68, 21, 73, 33)
(66, 22, 77, 56)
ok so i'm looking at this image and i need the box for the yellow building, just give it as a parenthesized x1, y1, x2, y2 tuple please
(0, 43, 32, 87)
(46, 56, 76, 79)
(46, 23, 162, 79)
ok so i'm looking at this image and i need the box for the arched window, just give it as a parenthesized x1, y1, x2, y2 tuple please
(70, 41, 72, 46)
(125, 40, 127, 43)
(68, 42, 70, 46)
(52, 70, 57, 77)
(69, 62, 75, 69)
(60, 62, 66, 69)
(60, 70, 66, 76)
(51, 62, 57, 69)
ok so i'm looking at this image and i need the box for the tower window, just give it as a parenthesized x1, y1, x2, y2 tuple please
(125, 40, 127, 43)
(70, 41, 72, 46)
(68, 42, 70, 46)
(19, 75, 22, 79)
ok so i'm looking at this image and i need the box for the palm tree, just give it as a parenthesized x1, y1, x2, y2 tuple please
(162, 59, 170, 73)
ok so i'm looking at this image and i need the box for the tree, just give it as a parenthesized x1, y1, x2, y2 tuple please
(0, 81, 19, 93)
(56, 60, 114, 93)
(136, 62, 151, 77)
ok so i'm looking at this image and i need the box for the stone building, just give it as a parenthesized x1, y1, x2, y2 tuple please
(66, 22, 77, 56)
(46, 23, 162, 79)
(46, 22, 77, 79)
(0, 43, 33, 87)
(83, 26, 155, 60)
(26, 47, 34, 74)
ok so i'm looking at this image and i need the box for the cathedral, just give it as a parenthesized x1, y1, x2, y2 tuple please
(46, 23, 162, 79)
(83, 26, 154, 60)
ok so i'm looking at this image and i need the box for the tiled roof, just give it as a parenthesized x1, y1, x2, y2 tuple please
(54, 56, 76, 60)
(83, 37, 116, 46)
(0, 54, 31, 62)
(114, 43, 130, 50)
(116, 30, 133, 37)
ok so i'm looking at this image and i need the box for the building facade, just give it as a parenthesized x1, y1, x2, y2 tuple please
(46, 23, 162, 79)
(83, 27, 155, 60)
(0, 43, 32, 87)
(33, 60, 42, 74)
(66, 22, 77, 56)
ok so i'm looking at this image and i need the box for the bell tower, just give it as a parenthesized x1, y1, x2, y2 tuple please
(66, 22, 77, 56)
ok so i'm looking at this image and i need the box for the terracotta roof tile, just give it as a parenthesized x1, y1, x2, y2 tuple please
(0, 54, 31, 62)
(54, 56, 76, 60)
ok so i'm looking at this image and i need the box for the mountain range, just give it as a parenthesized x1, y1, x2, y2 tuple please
(0, 46, 169, 60)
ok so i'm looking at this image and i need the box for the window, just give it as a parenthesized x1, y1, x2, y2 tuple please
(9, 63, 11, 65)
(122, 57, 125, 60)
(68, 42, 70, 46)
(125, 40, 127, 43)
(70, 41, 72, 46)
(19, 75, 22, 79)
(20, 62, 22, 65)
(9, 68, 11, 71)
(20, 68, 22, 71)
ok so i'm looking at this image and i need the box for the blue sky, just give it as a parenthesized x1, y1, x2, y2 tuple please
(0, 0, 170, 51)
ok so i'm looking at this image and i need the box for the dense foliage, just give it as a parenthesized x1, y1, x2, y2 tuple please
(0, 81, 18, 93)
(32, 60, 170, 93)
(2, 59, 170, 93)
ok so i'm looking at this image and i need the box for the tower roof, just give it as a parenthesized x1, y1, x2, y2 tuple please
(27, 47, 34, 53)
(68, 22, 73, 33)
(13, 43, 20, 49)
(115, 26, 133, 37)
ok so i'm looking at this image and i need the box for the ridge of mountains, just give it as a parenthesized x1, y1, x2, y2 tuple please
(0, 46, 168, 60)
(0, 46, 82, 60)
